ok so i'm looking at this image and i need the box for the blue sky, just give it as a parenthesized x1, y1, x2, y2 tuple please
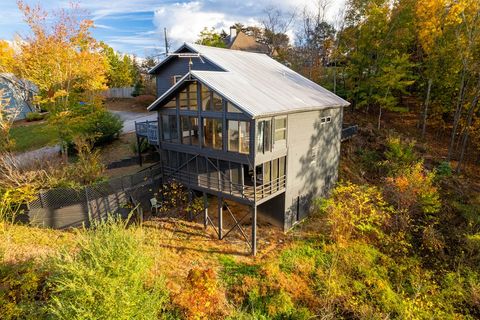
(0, 0, 345, 57)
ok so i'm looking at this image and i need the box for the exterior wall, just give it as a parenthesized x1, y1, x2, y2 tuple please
(155, 56, 222, 97)
(283, 107, 344, 230)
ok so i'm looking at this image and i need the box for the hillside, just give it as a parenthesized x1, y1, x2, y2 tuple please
(1, 108, 479, 319)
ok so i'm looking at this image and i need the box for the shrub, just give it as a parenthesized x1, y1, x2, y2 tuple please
(47, 216, 168, 319)
(435, 161, 453, 178)
(0, 259, 50, 319)
(319, 182, 393, 245)
(175, 268, 226, 319)
(381, 136, 418, 175)
(83, 110, 123, 145)
(25, 112, 46, 122)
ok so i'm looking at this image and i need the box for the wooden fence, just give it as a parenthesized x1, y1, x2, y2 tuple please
(103, 87, 134, 98)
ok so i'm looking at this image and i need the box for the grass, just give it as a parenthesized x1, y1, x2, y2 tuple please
(9, 123, 58, 152)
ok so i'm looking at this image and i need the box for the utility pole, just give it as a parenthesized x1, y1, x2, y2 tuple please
(164, 28, 169, 55)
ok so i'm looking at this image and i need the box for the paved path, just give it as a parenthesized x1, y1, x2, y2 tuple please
(110, 111, 157, 134)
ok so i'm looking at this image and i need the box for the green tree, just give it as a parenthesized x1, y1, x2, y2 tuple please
(195, 27, 226, 48)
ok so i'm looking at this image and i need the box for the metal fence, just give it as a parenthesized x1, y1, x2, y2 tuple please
(103, 87, 135, 98)
(26, 163, 163, 229)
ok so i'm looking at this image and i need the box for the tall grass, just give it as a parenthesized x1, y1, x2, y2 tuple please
(48, 215, 168, 319)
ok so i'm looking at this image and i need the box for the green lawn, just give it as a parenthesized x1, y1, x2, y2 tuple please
(9, 123, 58, 152)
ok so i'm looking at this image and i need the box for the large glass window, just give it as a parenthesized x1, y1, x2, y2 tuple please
(163, 96, 176, 109)
(161, 115, 178, 143)
(181, 116, 199, 145)
(274, 117, 287, 142)
(257, 119, 272, 153)
(212, 93, 223, 112)
(228, 120, 239, 152)
(227, 102, 242, 113)
(228, 120, 250, 154)
(203, 118, 223, 150)
(201, 84, 223, 112)
(179, 83, 198, 110)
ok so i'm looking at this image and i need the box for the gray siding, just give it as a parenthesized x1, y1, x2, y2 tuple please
(0, 79, 33, 121)
(283, 108, 343, 230)
(155, 57, 221, 97)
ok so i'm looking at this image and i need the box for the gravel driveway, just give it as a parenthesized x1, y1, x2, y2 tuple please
(110, 111, 157, 134)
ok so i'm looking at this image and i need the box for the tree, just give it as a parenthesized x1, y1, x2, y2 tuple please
(15, 1, 108, 112)
(0, 40, 15, 73)
(261, 6, 296, 57)
(195, 27, 226, 48)
(100, 42, 137, 88)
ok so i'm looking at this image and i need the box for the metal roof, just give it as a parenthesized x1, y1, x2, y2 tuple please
(148, 43, 350, 118)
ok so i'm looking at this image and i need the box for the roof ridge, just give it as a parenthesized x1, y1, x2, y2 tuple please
(187, 42, 269, 57)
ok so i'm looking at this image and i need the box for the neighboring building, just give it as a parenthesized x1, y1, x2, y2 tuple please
(138, 43, 349, 254)
(225, 27, 271, 55)
(0, 73, 37, 121)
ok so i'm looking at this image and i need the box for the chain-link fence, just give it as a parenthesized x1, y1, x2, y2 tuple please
(26, 163, 163, 229)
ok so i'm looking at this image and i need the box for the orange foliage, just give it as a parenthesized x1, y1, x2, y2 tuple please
(174, 268, 226, 320)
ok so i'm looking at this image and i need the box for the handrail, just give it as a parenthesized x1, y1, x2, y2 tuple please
(163, 165, 285, 201)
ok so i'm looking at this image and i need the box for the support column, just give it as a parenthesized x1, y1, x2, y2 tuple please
(252, 205, 257, 256)
(203, 192, 208, 229)
(136, 133, 143, 167)
(188, 190, 193, 221)
(218, 196, 223, 240)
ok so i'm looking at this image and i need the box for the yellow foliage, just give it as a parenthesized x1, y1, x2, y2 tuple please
(0, 40, 15, 72)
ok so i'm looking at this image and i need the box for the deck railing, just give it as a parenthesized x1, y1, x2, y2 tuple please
(135, 120, 159, 145)
(341, 125, 358, 141)
(163, 166, 286, 202)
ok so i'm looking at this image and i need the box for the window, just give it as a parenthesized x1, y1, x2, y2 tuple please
(321, 116, 331, 124)
(201, 85, 223, 112)
(181, 116, 199, 145)
(203, 118, 223, 150)
(228, 120, 250, 154)
(172, 75, 183, 84)
(227, 102, 242, 113)
(163, 96, 176, 109)
(228, 120, 239, 152)
(274, 117, 287, 142)
(212, 92, 223, 112)
(257, 119, 272, 153)
(179, 89, 188, 110)
(179, 83, 198, 111)
(161, 115, 178, 143)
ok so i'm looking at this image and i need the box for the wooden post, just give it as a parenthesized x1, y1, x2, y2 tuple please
(252, 205, 257, 256)
(188, 190, 193, 221)
(203, 192, 208, 229)
(218, 196, 223, 240)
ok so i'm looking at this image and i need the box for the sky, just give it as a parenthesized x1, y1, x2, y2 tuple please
(0, 0, 346, 57)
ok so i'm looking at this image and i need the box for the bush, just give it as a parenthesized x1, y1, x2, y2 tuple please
(83, 110, 123, 145)
(25, 112, 46, 122)
(0, 259, 50, 319)
(381, 136, 418, 175)
(319, 182, 394, 245)
(47, 216, 168, 319)
(435, 161, 453, 178)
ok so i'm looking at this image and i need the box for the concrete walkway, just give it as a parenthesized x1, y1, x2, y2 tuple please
(110, 111, 157, 134)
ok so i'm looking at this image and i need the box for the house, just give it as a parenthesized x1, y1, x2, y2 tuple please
(225, 27, 271, 55)
(137, 43, 350, 254)
(0, 73, 37, 121)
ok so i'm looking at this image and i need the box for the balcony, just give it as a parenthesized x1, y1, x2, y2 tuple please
(163, 166, 286, 203)
(135, 120, 159, 145)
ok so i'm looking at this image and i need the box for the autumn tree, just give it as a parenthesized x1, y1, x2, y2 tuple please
(100, 42, 139, 88)
(15, 1, 108, 112)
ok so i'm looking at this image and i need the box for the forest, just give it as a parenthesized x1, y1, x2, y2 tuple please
(0, 0, 480, 319)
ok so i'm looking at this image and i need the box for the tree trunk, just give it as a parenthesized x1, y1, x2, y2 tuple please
(377, 105, 382, 130)
(456, 75, 480, 173)
(422, 78, 433, 138)
(448, 69, 467, 161)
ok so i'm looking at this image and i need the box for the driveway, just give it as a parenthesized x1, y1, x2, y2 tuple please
(110, 111, 157, 134)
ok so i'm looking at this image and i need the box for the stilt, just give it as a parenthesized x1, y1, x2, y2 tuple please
(252, 205, 257, 256)
(188, 190, 193, 221)
(203, 192, 208, 229)
(218, 196, 223, 240)
(136, 132, 143, 167)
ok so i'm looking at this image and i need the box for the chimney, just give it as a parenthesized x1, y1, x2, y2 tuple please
(229, 26, 237, 40)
